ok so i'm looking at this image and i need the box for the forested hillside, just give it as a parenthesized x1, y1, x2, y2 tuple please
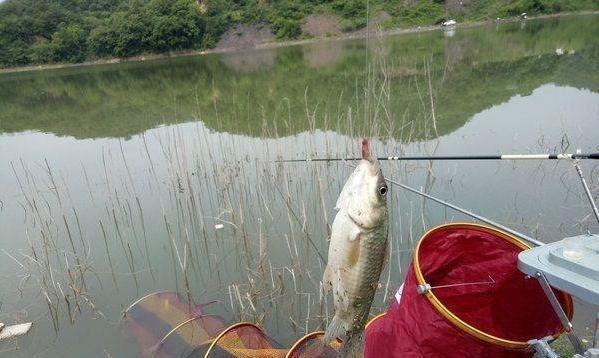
(0, 0, 597, 68)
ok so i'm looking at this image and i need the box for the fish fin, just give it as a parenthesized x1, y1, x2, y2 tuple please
(323, 265, 333, 293)
(324, 314, 346, 343)
(340, 331, 365, 358)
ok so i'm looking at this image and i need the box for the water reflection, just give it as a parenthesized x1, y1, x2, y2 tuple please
(0, 15, 597, 140)
(302, 40, 346, 69)
(220, 48, 277, 74)
(1, 81, 598, 357)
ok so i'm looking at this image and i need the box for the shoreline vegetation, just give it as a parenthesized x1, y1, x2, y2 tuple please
(0, 0, 597, 75)
(1, 11, 596, 75)
(3, 13, 597, 140)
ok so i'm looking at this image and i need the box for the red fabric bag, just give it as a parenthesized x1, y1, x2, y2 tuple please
(365, 223, 572, 358)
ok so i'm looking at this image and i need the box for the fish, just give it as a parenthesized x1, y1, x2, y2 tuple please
(323, 139, 389, 357)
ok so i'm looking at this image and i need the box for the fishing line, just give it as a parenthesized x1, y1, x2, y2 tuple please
(272, 181, 327, 265)
(384, 176, 543, 246)
(428, 275, 495, 290)
(573, 160, 599, 225)
(342, 161, 542, 246)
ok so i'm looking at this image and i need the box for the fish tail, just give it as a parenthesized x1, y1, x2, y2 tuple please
(324, 314, 345, 343)
(340, 331, 364, 358)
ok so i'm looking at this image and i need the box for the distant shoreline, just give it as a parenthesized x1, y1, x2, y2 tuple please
(1, 10, 597, 76)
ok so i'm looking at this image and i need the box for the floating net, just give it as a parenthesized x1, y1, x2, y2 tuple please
(285, 332, 341, 358)
(122, 292, 341, 357)
(199, 322, 285, 357)
(122, 291, 226, 357)
(365, 223, 573, 357)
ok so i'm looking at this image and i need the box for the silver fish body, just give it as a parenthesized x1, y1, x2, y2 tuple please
(323, 159, 388, 357)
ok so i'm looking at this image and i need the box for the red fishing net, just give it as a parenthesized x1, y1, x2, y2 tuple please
(365, 223, 572, 357)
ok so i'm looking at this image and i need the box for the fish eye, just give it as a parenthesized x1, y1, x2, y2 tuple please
(378, 186, 388, 196)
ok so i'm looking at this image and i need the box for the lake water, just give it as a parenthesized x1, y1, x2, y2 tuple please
(0, 14, 598, 357)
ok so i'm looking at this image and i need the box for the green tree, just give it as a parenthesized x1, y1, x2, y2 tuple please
(146, 0, 205, 52)
(108, 9, 151, 57)
(0, 38, 31, 66)
(268, 2, 305, 39)
(51, 24, 87, 62)
(88, 24, 119, 58)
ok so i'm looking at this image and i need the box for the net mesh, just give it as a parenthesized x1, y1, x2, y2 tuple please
(286, 332, 341, 358)
(365, 224, 573, 358)
(122, 291, 343, 357)
(122, 291, 226, 357)
(204, 323, 286, 357)
(418, 226, 571, 342)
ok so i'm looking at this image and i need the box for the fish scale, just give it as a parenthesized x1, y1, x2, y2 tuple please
(347, 221, 388, 334)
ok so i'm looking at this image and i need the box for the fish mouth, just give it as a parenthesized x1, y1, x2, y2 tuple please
(360, 138, 379, 168)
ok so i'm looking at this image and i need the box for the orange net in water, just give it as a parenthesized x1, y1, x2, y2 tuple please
(122, 291, 226, 357)
(122, 291, 341, 358)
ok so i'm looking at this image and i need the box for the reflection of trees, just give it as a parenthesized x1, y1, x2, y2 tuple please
(0, 16, 597, 140)
(554, 47, 599, 93)
(220, 48, 277, 74)
(302, 40, 345, 69)
(444, 36, 468, 68)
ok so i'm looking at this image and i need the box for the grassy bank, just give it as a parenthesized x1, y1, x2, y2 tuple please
(0, 0, 598, 70)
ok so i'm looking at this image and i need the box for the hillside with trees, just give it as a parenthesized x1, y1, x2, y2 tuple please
(0, 0, 597, 68)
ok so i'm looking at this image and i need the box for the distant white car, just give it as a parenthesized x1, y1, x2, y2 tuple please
(442, 19, 457, 27)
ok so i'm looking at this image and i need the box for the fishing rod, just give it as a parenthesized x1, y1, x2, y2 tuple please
(276, 152, 599, 163)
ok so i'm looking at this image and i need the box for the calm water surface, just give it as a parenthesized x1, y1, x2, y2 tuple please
(0, 15, 598, 357)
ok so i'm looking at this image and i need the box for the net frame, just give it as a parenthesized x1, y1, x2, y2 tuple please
(203, 322, 284, 357)
(413, 223, 573, 349)
(285, 331, 342, 358)
(122, 291, 226, 356)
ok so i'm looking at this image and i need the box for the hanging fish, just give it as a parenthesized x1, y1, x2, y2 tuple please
(323, 139, 389, 357)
